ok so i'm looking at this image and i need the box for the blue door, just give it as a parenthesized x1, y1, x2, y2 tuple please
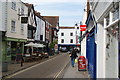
(86, 31, 96, 78)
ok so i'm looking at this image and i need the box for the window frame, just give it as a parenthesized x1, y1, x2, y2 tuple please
(70, 39, 73, 43)
(70, 33, 73, 36)
(21, 24, 24, 35)
(61, 33, 64, 36)
(61, 39, 64, 43)
(11, 1, 16, 10)
(11, 20, 16, 32)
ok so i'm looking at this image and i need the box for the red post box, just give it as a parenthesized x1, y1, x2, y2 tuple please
(78, 56, 87, 71)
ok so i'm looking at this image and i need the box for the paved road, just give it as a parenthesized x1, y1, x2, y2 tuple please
(7, 53, 70, 78)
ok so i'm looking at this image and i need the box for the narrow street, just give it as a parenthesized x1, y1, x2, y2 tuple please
(6, 53, 70, 78)
(1, 0, 120, 79)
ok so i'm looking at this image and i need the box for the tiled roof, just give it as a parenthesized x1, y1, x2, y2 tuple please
(42, 16, 59, 28)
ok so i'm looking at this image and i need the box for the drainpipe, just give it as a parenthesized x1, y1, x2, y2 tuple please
(80, 21, 82, 56)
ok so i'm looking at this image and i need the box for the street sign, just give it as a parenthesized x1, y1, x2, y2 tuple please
(80, 25, 86, 31)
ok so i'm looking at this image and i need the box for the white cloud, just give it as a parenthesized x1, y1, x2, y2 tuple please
(38, 9, 82, 17)
(21, 0, 86, 3)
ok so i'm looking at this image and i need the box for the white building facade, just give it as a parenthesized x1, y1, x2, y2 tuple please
(58, 27, 80, 51)
(2, 0, 28, 62)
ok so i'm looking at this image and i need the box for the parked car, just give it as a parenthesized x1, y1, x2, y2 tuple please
(60, 47, 68, 52)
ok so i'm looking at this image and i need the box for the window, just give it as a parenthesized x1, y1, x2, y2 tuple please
(40, 35, 43, 40)
(61, 33, 64, 36)
(11, 1, 16, 10)
(113, 8, 119, 21)
(70, 39, 73, 43)
(11, 20, 16, 32)
(28, 30, 32, 39)
(18, 8, 20, 20)
(21, 24, 24, 34)
(21, 7, 24, 15)
(61, 39, 64, 43)
(106, 15, 109, 26)
(70, 33, 73, 36)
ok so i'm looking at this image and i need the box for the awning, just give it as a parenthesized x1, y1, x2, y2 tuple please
(24, 42, 45, 47)
(33, 43, 45, 47)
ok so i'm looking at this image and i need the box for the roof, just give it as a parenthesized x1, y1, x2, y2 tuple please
(59, 27, 75, 29)
(42, 16, 59, 28)
(24, 3, 33, 7)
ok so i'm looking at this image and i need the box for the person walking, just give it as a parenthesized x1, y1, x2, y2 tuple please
(69, 48, 78, 67)
(29, 47, 32, 56)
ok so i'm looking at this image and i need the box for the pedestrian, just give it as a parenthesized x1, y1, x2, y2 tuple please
(20, 55, 24, 67)
(69, 48, 78, 67)
(29, 47, 32, 56)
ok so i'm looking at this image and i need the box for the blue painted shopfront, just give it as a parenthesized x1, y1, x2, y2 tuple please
(86, 30, 96, 78)
(85, 11, 97, 79)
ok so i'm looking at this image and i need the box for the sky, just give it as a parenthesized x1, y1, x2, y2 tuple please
(21, 0, 86, 26)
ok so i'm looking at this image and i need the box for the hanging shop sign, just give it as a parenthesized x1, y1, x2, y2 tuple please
(21, 17, 28, 23)
(80, 25, 86, 31)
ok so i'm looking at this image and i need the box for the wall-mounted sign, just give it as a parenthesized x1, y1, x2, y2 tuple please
(80, 25, 86, 31)
(21, 17, 28, 23)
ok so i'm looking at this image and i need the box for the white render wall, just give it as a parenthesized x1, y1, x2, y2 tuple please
(96, 23, 106, 78)
(5, 0, 28, 40)
(0, 1, 6, 31)
(105, 31, 118, 78)
(81, 2, 88, 58)
(81, 37, 86, 57)
(58, 28, 76, 45)
(0, 1, 2, 31)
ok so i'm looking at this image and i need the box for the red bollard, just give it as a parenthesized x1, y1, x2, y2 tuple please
(78, 56, 87, 71)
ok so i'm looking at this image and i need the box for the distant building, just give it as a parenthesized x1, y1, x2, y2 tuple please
(43, 16, 59, 42)
(58, 26, 80, 51)
(24, 3, 37, 42)
(34, 11, 46, 43)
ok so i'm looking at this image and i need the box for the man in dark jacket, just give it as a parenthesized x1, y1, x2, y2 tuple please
(70, 48, 78, 67)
